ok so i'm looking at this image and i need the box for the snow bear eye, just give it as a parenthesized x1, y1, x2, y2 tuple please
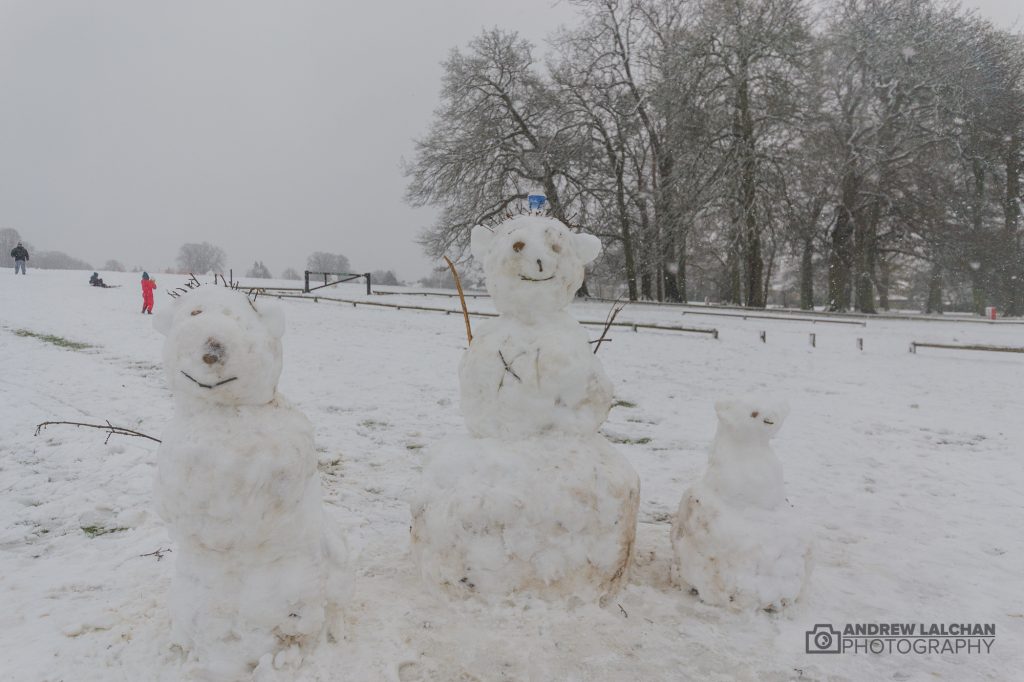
(551, 243, 562, 253)
(750, 411, 759, 418)
(512, 241, 525, 253)
(191, 309, 202, 316)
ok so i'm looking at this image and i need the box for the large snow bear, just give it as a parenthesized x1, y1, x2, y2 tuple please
(670, 397, 811, 611)
(411, 215, 640, 603)
(154, 287, 349, 680)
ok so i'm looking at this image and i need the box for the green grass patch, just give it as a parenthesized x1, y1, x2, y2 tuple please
(612, 399, 637, 409)
(13, 328, 93, 351)
(81, 525, 128, 538)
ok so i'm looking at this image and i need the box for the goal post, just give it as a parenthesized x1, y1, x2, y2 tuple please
(303, 271, 372, 295)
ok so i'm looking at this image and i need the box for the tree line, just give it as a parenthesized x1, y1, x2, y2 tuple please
(176, 242, 399, 285)
(2, 231, 400, 284)
(1, 227, 96, 271)
(406, 0, 1024, 313)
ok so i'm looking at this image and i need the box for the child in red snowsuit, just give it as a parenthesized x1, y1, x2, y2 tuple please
(141, 272, 157, 314)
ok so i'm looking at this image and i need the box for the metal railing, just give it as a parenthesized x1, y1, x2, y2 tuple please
(303, 271, 371, 295)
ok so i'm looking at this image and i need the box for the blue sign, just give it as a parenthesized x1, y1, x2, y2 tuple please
(528, 193, 547, 211)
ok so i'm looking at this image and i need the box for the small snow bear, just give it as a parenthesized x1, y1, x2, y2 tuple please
(154, 287, 349, 680)
(411, 216, 640, 603)
(670, 397, 811, 611)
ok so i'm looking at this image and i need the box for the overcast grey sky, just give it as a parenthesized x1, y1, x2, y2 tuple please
(0, 0, 1019, 281)
(0, 0, 578, 280)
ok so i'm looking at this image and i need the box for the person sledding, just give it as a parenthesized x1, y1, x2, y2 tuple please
(141, 272, 157, 314)
(90, 272, 110, 288)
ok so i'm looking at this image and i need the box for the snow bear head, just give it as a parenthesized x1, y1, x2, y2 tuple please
(154, 287, 286, 406)
(471, 215, 602, 319)
(714, 396, 789, 441)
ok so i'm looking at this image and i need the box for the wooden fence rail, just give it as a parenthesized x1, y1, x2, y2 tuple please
(271, 293, 719, 339)
(909, 342, 1024, 355)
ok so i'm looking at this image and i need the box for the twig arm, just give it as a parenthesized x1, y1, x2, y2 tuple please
(593, 298, 627, 354)
(443, 256, 473, 344)
(34, 420, 162, 443)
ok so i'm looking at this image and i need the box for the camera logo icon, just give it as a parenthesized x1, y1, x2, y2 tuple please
(806, 624, 842, 654)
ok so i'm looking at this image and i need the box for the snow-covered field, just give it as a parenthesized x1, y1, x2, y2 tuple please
(1, 269, 1022, 681)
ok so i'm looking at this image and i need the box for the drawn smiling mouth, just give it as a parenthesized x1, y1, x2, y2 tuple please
(763, 418, 775, 425)
(181, 371, 238, 389)
(519, 274, 555, 282)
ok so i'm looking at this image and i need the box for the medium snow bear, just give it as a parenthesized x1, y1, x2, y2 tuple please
(154, 287, 349, 680)
(411, 216, 640, 603)
(459, 216, 613, 438)
(670, 397, 811, 611)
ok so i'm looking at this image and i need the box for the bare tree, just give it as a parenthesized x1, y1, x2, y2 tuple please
(177, 242, 226, 274)
(371, 269, 400, 285)
(406, 29, 583, 260)
(1, 228, 23, 258)
(689, 0, 812, 307)
(33, 251, 92, 270)
(406, 0, 1024, 314)
(306, 252, 352, 278)
(246, 261, 272, 278)
(818, 0, 980, 311)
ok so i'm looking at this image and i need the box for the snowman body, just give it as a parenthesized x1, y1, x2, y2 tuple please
(411, 216, 639, 602)
(459, 312, 613, 439)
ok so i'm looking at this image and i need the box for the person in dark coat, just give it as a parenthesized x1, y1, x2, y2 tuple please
(10, 242, 28, 274)
(89, 272, 109, 287)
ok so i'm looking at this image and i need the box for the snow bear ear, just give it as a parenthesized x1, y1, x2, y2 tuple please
(152, 303, 175, 336)
(714, 399, 735, 421)
(573, 233, 602, 264)
(470, 225, 494, 261)
(255, 299, 286, 339)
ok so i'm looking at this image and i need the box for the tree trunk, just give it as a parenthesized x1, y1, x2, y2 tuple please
(637, 194, 654, 300)
(662, 228, 679, 302)
(655, 141, 679, 302)
(621, 228, 638, 301)
(828, 217, 852, 311)
(744, 221, 764, 307)
(925, 264, 944, 314)
(877, 254, 890, 311)
(735, 60, 764, 308)
(726, 236, 743, 305)
(970, 272, 986, 316)
(828, 173, 858, 311)
(663, 271, 679, 301)
(676, 229, 688, 303)
(969, 158, 988, 316)
(614, 159, 638, 301)
(854, 201, 878, 313)
(800, 235, 814, 310)
(1003, 132, 1022, 315)
(762, 246, 775, 307)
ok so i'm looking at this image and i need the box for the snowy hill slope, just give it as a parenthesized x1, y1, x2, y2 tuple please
(1, 270, 1022, 681)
